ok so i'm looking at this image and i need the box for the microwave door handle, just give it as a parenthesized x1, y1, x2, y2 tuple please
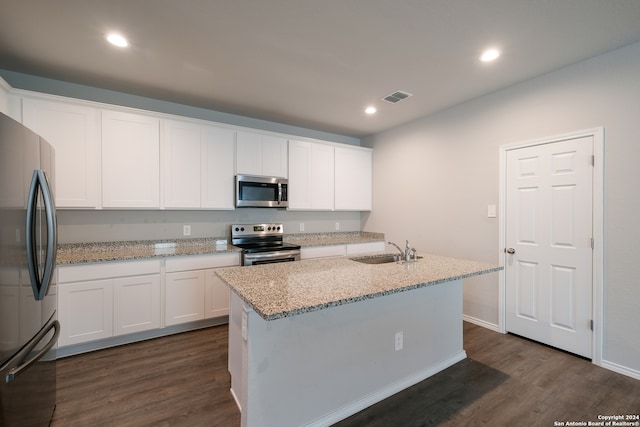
(277, 183, 282, 205)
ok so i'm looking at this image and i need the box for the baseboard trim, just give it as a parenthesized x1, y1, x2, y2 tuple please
(304, 351, 467, 427)
(54, 316, 229, 358)
(229, 387, 242, 412)
(600, 359, 640, 381)
(463, 315, 501, 332)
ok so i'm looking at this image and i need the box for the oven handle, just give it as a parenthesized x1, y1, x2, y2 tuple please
(244, 250, 300, 262)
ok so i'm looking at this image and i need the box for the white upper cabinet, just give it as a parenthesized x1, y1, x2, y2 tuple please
(162, 119, 201, 208)
(288, 140, 334, 210)
(201, 125, 235, 209)
(102, 110, 160, 208)
(334, 146, 372, 211)
(236, 130, 287, 178)
(161, 119, 235, 209)
(22, 97, 100, 208)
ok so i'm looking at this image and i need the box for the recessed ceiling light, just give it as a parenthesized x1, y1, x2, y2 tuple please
(105, 33, 129, 48)
(480, 48, 500, 62)
(365, 106, 377, 115)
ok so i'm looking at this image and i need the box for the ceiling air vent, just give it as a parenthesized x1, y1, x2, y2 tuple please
(381, 90, 413, 104)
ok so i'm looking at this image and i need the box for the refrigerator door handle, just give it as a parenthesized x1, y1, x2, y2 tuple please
(4, 319, 60, 384)
(26, 169, 57, 301)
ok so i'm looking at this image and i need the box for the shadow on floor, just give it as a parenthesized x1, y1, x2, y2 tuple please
(332, 358, 509, 427)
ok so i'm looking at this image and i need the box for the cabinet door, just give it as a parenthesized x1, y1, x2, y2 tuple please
(113, 274, 160, 336)
(201, 125, 235, 209)
(236, 131, 287, 178)
(165, 270, 205, 326)
(287, 140, 312, 209)
(310, 143, 334, 210)
(102, 110, 160, 208)
(236, 131, 262, 175)
(205, 270, 230, 318)
(288, 140, 334, 210)
(262, 135, 288, 178)
(58, 279, 114, 346)
(162, 120, 202, 208)
(334, 146, 372, 211)
(22, 97, 100, 208)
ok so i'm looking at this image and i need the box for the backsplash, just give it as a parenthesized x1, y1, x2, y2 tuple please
(56, 209, 363, 244)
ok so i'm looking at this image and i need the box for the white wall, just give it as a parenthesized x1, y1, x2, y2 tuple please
(362, 41, 640, 375)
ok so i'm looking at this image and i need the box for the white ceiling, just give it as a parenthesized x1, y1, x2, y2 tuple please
(2, 1, 640, 138)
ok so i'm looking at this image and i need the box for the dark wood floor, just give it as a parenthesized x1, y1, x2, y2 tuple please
(51, 322, 640, 426)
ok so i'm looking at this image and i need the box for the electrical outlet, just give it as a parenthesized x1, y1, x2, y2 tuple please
(395, 331, 404, 351)
(335, 222, 340, 231)
(183, 225, 191, 236)
(299, 223, 305, 232)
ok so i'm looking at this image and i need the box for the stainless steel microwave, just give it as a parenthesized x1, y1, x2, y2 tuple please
(235, 175, 288, 208)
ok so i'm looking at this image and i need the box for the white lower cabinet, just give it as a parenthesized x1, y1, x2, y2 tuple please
(113, 274, 161, 336)
(57, 254, 238, 351)
(58, 279, 114, 347)
(205, 269, 231, 318)
(57, 259, 161, 347)
(165, 270, 206, 326)
(346, 241, 386, 255)
(301, 241, 386, 260)
(164, 253, 238, 326)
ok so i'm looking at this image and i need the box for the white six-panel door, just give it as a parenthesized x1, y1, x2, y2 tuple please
(505, 136, 593, 358)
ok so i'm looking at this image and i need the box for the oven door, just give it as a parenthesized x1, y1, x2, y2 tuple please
(243, 250, 300, 266)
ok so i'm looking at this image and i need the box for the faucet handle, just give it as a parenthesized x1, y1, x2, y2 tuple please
(411, 248, 417, 260)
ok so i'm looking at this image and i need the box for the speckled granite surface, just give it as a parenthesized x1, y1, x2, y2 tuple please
(56, 238, 239, 264)
(216, 254, 501, 321)
(284, 231, 385, 247)
(56, 232, 385, 265)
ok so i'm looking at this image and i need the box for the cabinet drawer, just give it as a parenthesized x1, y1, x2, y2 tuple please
(58, 259, 161, 283)
(300, 245, 346, 260)
(165, 253, 240, 272)
(346, 241, 386, 255)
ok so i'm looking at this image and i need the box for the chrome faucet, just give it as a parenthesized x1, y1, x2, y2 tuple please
(388, 241, 403, 256)
(388, 240, 413, 262)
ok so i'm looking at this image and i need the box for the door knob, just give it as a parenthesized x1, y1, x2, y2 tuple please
(506, 248, 516, 254)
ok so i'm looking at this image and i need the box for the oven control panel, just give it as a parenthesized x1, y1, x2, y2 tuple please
(231, 223, 283, 237)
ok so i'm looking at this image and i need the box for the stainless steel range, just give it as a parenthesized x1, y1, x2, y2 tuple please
(231, 223, 301, 266)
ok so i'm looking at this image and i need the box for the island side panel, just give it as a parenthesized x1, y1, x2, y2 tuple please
(231, 280, 465, 427)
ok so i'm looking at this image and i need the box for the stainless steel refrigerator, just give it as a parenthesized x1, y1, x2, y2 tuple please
(0, 112, 59, 426)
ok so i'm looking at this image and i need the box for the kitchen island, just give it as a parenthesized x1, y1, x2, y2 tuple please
(216, 254, 500, 427)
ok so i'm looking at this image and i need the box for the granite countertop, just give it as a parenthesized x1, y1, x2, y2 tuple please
(56, 238, 239, 265)
(284, 231, 385, 247)
(215, 253, 501, 321)
(56, 231, 386, 265)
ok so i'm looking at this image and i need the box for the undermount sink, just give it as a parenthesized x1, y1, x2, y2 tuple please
(351, 254, 424, 265)
(351, 254, 398, 264)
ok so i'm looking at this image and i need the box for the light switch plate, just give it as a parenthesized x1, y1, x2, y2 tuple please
(487, 204, 497, 218)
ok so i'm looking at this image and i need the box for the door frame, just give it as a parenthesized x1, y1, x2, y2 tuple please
(498, 127, 604, 365)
